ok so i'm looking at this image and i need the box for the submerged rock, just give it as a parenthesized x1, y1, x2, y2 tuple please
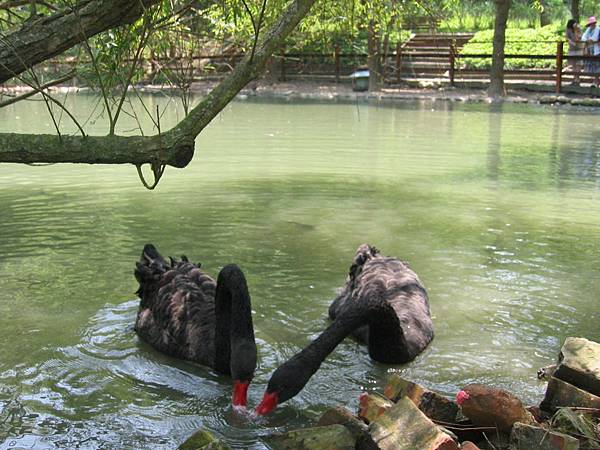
(266, 424, 356, 450)
(317, 405, 369, 440)
(178, 429, 231, 450)
(554, 337, 600, 397)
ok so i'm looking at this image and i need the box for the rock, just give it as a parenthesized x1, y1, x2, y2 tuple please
(538, 364, 557, 381)
(540, 376, 600, 412)
(317, 406, 369, 440)
(384, 374, 459, 422)
(178, 429, 231, 450)
(554, 337, 600, 397)
(266, 424, 356, 450)
(570, 98, 600, 107)
(456, 385, 535, 433)
(359, 397, 459, 450)
(539, 95, 558, 104)
(510, 422, 579, 450)
(357, 393, 394, 424)
(460, 442, 481, 450)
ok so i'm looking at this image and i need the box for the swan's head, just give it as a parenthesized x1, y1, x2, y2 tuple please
(231, 341, 257, 407)
(255, 355, 313, 415)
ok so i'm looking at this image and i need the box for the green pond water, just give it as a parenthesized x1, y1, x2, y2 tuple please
(0, 94, 599, 449)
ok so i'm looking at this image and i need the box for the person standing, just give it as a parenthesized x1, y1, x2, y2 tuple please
(566, 19, 584, 85)
(582, 16, 600, 87)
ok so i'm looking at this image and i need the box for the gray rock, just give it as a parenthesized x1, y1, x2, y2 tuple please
(554, 337, 600, 397)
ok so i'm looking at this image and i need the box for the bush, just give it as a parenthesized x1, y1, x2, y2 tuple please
(459, 24, 564, 69)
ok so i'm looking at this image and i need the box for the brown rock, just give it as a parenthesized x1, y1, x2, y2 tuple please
(455, 384, 535, 433)
(360, 397, 459, 450)
(383, 374, 459, 422)
(554, 337, 600, 397)
(460, 442, 481, 450)
(540, 376, 600, 412)
(357, 393, 394, 424)
(317, 406, 369, 440)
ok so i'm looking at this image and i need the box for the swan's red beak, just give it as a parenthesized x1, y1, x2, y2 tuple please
(255, 391, 278, 415)
(232, 380, 250, 407)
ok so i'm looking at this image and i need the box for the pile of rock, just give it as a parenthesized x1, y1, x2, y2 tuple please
(266, 336, 600, 450)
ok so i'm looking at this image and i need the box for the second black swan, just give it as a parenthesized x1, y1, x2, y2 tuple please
(256, 244, 434, 415)
(134, 244, 257, 407)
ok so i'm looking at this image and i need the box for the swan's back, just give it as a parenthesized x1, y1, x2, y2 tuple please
(329, 244, 433, 358)
(134, 244, 217, 367)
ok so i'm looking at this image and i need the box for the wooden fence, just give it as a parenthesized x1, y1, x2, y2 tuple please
(39, 41, 600, 94)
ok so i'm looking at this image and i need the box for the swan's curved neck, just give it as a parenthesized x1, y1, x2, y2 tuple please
(214, 265, 256, 379)
(296, 306, 367, 373)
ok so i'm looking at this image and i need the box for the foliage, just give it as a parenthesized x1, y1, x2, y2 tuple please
(459, 24, 564, 69)
(549, 407, 600, 449)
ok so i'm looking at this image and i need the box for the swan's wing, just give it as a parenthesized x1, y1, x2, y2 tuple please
(135, 256, 218, 366)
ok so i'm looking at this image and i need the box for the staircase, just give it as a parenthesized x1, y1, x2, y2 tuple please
(399, 32, 474, 80)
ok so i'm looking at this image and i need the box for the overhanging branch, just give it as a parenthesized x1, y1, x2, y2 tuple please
(0, 0, 317, 167)
(0, 130, 194, 167)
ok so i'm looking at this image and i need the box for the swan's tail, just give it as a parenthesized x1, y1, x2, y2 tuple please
(134, 244, 169, 298)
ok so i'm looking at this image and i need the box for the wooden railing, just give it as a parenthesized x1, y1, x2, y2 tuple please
(34, 41, 600, 94)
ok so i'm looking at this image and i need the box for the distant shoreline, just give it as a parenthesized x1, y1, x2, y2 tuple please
(3, 79, 600, 109)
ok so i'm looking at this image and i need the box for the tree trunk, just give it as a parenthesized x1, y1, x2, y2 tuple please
(367, 19, 382, 91)
(571, 0, 580, 22)
(488, 0, 511, 98)
(540, 0, 551, 27)
(0, 0, 318, 166)
(0, 0, 160, 84)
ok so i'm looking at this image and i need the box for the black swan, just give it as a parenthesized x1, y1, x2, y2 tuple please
(256, 244, 434, 415)
(134, 244, 257, 407)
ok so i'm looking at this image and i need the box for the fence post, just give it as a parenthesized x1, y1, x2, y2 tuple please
(335, 44, 341, 83)
(280, 45, 286, 82)
(449, 43, 456, 86)
(556, 40, 564, 94)
(396, 42, 402, 83)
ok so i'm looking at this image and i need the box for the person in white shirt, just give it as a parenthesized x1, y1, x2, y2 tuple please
(582, 16, 600, 87)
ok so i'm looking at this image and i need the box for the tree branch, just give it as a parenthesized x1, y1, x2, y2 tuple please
(0, 0, 317, 167)
(0, 70, 75, 107)
(0, 0, 159, 84)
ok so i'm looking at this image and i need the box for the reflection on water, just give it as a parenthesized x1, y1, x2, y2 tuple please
(1, 96, 600, 449)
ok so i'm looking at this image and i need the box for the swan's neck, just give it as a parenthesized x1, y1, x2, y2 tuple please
(296, 307, 366, 373)
(214, 265, 256, 379)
